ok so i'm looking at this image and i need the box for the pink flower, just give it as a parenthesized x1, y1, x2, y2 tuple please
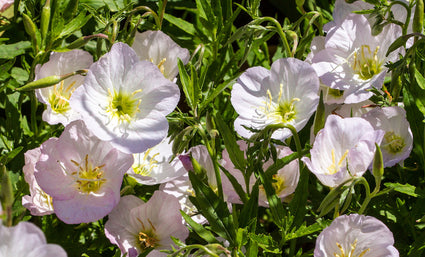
(22, 148, 54, 216)
(0, 221, 67, 256)
(34, 120, 133, 224)
(302, 115, 384, 188)
(315, 214, 399, 257)
(105, 191, 189, 257)
(35, 50, 93, 125)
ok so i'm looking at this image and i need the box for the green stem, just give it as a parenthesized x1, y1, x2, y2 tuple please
(357, 177, 371, 215)
(253, 17, 292, 57)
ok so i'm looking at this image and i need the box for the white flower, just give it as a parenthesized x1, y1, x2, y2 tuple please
(0, 0, 13, 12)
(22, 148, 54, 216)
(34, 120, 133, 224)
(314, 214, 399, 257)
(128, 137, 186, 185)
(104, 192, 189, 257)
(302, 115, 384, 188)
(0, 221, 67, 257)
(70, 42, 180, 154)
(231, 58, 320, 141)
(362, 106, 413, 167)
(311, 14, 402, 104)
(132, 30, 190, 81)
(35, 50, 93, 125)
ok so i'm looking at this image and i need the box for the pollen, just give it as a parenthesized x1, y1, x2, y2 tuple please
(67, 154, 106, 193)
(334, 239, 370, 257)
(383, 131, 405, 154)
(133, 148, 160, 176)
(350, 45, 383, 80)
(327, 149, 349, 175)
(150, 57, 167, 75)
(48, 80, 77, 114)
(106, 88, 142, 124)
(257, 83, 299, 124)
(136, 218, 159, 251)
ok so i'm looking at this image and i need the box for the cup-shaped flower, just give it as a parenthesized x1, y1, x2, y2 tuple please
(221, 140, 299, 207)
(311, 14, 402, 104)
(35, 50, 93, 125)
(22, 148, 54, 216)
(362, 106, 413, 167)
(132, 30, 190, 81)
(314, 214, 399, 257)
(70, 42, 180, 154)
(302, 115, 384, 188)
(128, 137, 186, 185)
(104, 191, 189, 257)
(231, 58, 319, 141)
(0, 221, 67, 257)
(34, 120, 133, 224)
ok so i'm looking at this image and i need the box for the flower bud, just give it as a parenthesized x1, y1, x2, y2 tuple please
(413, 0, 424, 33)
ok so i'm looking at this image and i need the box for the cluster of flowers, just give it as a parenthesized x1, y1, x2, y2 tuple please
(3, 0, 413, 256)
(231, 0, 412, 255)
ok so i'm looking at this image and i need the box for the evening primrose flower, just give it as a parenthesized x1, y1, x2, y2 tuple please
(302, 115, 384, 188)
(22, 148, 54, 216)
(34, 120, 133, 224)
(104, 191, 189, 257)
(35, 50, 93, 125)
(128, 137, 186, 185)
(231, 58, 320, 141)
(362, 106, 413, 167)
(70, 43, 180, 154)
(314, 214, 399, 257)
(221, 140, 299, 207)
(0, 221, 67, 257)
(132, 30, 190, 81)
(311, 14, 402, 104)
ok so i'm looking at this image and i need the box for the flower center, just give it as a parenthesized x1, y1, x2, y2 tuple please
(150, 57, 167, 75)
(48, 80, 76, 114)
(334, 240, 370, 257)
(327, 149, 349, 175)
(260, 83, 299, 124)
(69, 154, 106, 193)
(383, 131, 405, 154)
(350, 45, 383, 80)
(136, 218, 159, 251)
(327, 88, 344, 98)
(107, 89, 142, 124)
(260, 174, 286, 195)
(132, 148, 160, 176)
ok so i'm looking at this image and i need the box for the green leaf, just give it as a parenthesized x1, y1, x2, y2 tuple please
(11, 67, 29, 84)
(238, 180, 259, 228)
(215, 112, 246, 171)
(0, 41, 31, 59)
(163, 13, 196, 36)
(188, 171, 235, 245)
(384, 182, 421, 197)
(180, 211, 219, 244)
(248, 233, 281, 254)
(57, 11, 92, 39)
(285, 221, 330, 241)
(415, 68, 425, 90)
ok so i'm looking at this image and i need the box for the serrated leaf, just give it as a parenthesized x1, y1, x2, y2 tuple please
(248, 233, 281, 254)
(384, 182, 420, 197)
(285, 222, 329, 241)
(0, 42, 31, 59)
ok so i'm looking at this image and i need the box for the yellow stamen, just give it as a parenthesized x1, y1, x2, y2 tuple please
(327, 149, 349, 175)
